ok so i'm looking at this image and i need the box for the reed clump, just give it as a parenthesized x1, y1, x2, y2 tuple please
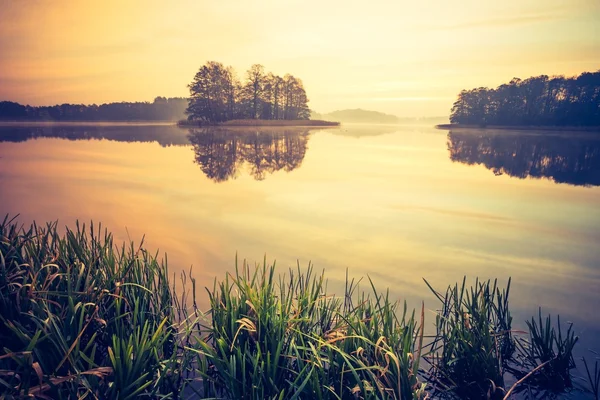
(0, 216, 178, 399)
(190, 263, 427, 399)
(423, 278, 513, 399)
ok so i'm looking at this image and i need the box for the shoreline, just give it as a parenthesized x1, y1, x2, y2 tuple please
(0, 120, 176, 127)
(178, 119, 340, 128)
(436, 123, 600, 133)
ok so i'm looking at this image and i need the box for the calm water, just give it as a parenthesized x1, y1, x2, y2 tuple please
(1, 123, 599, 360)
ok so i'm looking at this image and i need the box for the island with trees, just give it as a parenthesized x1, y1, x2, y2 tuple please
(439, 70, 600, 129)
(182, 61, 338, 127)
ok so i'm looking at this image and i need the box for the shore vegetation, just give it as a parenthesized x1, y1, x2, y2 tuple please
(1, 217, 597, 399)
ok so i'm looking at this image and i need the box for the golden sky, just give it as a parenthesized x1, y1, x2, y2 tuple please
(0, 0, 598, 116)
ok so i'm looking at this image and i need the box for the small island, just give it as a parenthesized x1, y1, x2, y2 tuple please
(181, 61, 338, 127)
(437, 70, 600, 131)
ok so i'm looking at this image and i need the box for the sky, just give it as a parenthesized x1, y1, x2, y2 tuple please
(0, 0, 598, 117)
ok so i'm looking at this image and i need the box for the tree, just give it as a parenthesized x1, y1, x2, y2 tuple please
(245, 64, 266, 119)
(187, 61, 236, 123)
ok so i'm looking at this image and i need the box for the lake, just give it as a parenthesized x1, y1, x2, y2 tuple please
(1, 122, 599, 360)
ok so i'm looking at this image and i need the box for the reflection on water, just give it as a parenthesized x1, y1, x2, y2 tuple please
(0, 124, 191, 147)
(188, 128, 309, 182)
(0, 124, 311, 182)
(447, 130, 600, 186)
(0, 123, 599, 363)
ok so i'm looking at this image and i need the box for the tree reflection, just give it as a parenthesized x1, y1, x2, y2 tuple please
(188, 128, 310, 182)
(0, 124, 190, 147)
(447, 130, 600, 186)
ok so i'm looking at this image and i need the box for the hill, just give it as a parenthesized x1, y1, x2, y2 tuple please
(313, 109, 399, 124)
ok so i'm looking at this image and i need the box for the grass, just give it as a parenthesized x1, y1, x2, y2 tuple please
(583, 355, 600, 399)
(423, 278, 513, 399)
(177, 119, 340, 127)
(511, 310, 578, 393)
(1, 216, 597, 399)
(191, 262, 427, 399)
(0, 216, 178, 399)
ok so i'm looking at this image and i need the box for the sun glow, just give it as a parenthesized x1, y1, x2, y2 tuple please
(0, 0, 598, 116)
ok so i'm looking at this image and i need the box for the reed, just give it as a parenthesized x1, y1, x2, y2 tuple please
(511, 310, 578, 393)
(423, 277, 514, 399)
(583, 355, 600, 399)
(0, 216, 179, 398)
(189, 261, 427, 399)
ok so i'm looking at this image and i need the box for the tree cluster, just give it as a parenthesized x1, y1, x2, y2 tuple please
(450, 71, 600, 126)
(0, 97, 188, 121)
(186, 62, 310, 123)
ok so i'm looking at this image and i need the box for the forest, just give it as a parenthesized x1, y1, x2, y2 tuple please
(0, 97, 188, 121)
(450, 70, 600, 126)
(186, 62, 310, 123)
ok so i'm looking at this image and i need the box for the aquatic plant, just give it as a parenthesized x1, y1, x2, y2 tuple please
(190, 262, 427, 399)
(510, 310, 578, 394)
(0, 216, 179, 398)
(583, 355, 600, 399)
(423, 277, 514, 399)
(0, 217, 426, 399)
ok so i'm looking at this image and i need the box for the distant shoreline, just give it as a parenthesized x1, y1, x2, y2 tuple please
(0, 120, 176, 127)
(178, 119, 340, 128)
(435, 123, 600, 133)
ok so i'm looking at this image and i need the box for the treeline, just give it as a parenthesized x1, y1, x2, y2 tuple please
(0, 97, 188, 121)
(186, 61, 310, 123)
(450, 70, 600, 126)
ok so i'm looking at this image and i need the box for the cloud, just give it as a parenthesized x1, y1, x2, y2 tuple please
(432, 12, 563, 31)
(390, 205, 512, 222)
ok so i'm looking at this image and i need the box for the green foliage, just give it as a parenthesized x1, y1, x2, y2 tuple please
(512, 310, 578, 393)
(0, 216, 178, 398)
(190, 262, 427, 400)
(423, 277, 513, 399)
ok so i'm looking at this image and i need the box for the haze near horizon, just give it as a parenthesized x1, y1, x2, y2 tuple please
(0, 0, 598, 117)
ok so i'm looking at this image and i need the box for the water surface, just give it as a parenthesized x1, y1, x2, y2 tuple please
(1, 123, 599, 361)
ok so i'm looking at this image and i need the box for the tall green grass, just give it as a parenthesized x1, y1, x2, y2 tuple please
(423, 278, 513, 399)
(190, 262, 427, 399)
(583, 355, 600, 400)
(0, 216, 178, 398)
(1, 217, 596, 399)
(512, 310, 578, 393)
